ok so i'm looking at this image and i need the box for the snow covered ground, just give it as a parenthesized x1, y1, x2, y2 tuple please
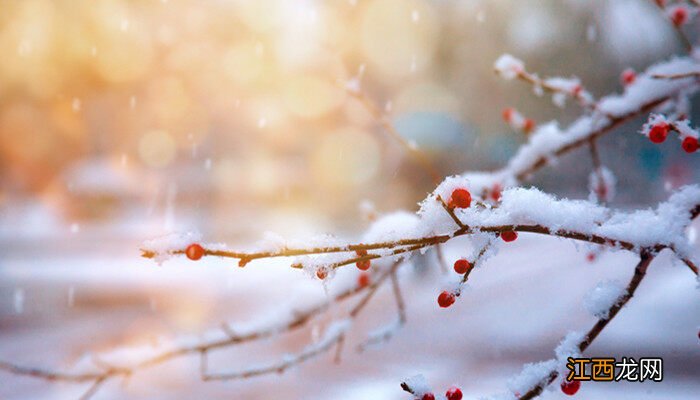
(1, 217, 698, 399)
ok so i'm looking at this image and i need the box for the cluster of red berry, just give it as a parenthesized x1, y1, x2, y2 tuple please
(438, 188, 519, 308)
(646, 121, 699, 153)
(419, 386, 462, 400)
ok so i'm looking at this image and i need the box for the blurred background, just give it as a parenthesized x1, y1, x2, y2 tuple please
(1, 0, 699, 239)
(1, 0, 699, 399)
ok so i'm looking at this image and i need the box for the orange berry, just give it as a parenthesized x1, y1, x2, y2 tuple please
(185, 243, 205, 261)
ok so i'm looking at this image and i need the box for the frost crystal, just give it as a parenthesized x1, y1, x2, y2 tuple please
(640, 113, 668, 137)
(674, 119, 700, 140)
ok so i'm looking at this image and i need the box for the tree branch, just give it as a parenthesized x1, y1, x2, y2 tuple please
(0, 261, 402, 387)
(518, 251, 655, 400)
(202, 261, 400, 381)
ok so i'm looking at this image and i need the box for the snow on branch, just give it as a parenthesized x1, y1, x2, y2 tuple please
(5, 11, 700, 400)
(128, 52, 700, 400)
(495, 54, 595, 109)
(502, 252, 655, 400)
(641, 113, 700, 152)
(141, 185, 700, 276)
(0, 261, 404, 398)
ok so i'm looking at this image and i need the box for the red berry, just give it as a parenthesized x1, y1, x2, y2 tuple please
(316, 268, 328, 280)
(421, 394, 435, 400)
(648, 123, 668, 144)
(586, 252, 596, 262)
(453, 259, 471, 274)
(356, 260, 371, 271)
(445, 386, 463, 400)
(523, 118, 535, 133)
(449, 188, 472, 209)
(185, 243, 205, 261)
(502, 107, 514, 123)
(491, 183, 502, 201)
(501, 231, 518, 242)
(437, 291, 455, 308)
(356, 249, 368, 257)
(621, 68, 635, 86)
(671, 6, 688, 26)
(572, 84, 582, 96)
(682, 137, 699, 153)
(595, 182, 608, 200)
(561, 379, 581, 396)
(357, 272, 370, 288)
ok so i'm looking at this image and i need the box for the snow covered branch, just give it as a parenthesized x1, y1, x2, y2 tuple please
(494, 54, 596, 110)
(510, 252, 655, 400)
(141, 185, 700, 277)
(0, 260, 405, 398)
(5, 6, 700, 399)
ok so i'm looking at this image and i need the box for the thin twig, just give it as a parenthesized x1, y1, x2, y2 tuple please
(78, 377, 107, 400)
(0, 263, 397, 386)
(435, 244, 449, 274)
(515, 69, 598, 112)
(649, 0, 693, 53)
(652, 71, 700, 80)
(459, 241, 492, 288)
(514, 96, 673, 181)
(142, 217, 699, 276)
(202, 262, 400, 381)
(588, 138, 608, 204)
(436, 195, 467, 229)
(356, 270, 406, 352)
(390, 271, 407, 324)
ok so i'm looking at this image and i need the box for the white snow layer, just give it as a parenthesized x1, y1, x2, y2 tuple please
(583, 280, 627, 319)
